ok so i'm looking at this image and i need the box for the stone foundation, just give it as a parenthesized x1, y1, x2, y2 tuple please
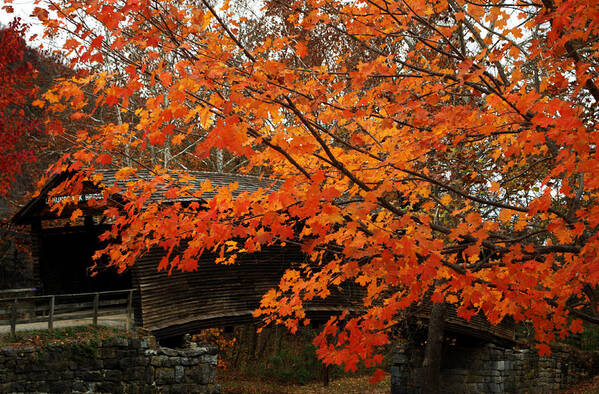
(0, 335, 220, 393)
(392, 342, 590, 393)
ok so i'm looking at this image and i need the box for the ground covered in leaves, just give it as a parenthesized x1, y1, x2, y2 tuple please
(205, 325, 393, 393)
(218, 372, 390, 393)
(0, 325, 131, 348)
(561, 375, 599, 394)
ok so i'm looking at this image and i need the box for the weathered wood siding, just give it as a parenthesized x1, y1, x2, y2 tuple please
(416, 301, 515, 342)
(131, 245, 363, 338)
(12, 169, 515, 343)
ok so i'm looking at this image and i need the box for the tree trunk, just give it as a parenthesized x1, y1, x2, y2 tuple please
(421, 302, 446, 394)
(250, 325, 258, 360)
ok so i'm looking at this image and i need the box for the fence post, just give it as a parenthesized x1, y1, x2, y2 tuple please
(48, 295, 55, 332)
(93, 293, 99, 327)
(126, 290, 133, 332)
(10, 298, 17, 337)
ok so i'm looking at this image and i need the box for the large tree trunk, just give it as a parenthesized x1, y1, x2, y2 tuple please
(421, 302, 446, 394)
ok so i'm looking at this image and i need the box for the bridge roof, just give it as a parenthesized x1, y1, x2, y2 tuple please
(12, 168, 282, 224)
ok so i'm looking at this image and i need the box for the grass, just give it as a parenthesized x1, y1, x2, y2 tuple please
(0, 325, 130, 347)
(219, 372, 391, 393)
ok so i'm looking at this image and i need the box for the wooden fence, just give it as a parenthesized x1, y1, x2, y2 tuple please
(0, 288, 37, 298)
(0, 289, 135, 336)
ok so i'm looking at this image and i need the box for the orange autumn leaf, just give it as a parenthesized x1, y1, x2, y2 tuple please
(499, 208, 513, 224)
(70, 208, 83, 221)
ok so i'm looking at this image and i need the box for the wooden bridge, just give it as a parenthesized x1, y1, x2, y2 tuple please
(10, 168, 515, 343)
(11, 169, 363, 340)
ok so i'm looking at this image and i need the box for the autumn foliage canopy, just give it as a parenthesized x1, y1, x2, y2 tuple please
(4, 0, 599, 374)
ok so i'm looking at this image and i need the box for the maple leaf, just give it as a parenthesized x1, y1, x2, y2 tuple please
(70, 208, 83, 221)
(440, 194, 452, 205)
(254, 228, 272, 245)
(499, 209, 513, 224)
(537, 344, 551, 357)
(147, 131, 165, 145)
(96, 153, 112, 165)
(159, 71, 172, 87)
(446, 294, 459, 304)
(115, 167, 137, 180)
(369, 368, 386, 384)
(296, 42, 308, 58)
(90, 35, 104, 50)
(570, 319, 584, 334)
(172, 134, 186, 145)
(164, 187, 179, 199)
(31, 7, 48, 21)
(457, 306, 477, 322)
(63, 38, 80, 51)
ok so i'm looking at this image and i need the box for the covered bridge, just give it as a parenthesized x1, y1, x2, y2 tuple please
(11, 169, 363, 339)
(12, 168, 514, 344)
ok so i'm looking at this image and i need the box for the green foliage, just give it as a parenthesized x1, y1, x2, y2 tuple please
(578, 328, 599, 352)
(62, 342, 98, 361)
(255, 343, 323, 385)
(213, 324, 392, 386)
(217, 325, 329, 385)
(559, 322, 599, 352)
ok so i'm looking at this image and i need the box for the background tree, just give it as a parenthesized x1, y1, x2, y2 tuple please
(0, 17, 75, 291)
(0, 17, 73, 216)
(0, 19, 40, 200)
(7, 0, 599, 389)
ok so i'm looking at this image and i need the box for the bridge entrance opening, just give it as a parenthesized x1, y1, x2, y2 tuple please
(38, 222, 131, 295)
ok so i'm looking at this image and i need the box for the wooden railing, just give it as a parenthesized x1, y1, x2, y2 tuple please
(0, 289, 135, 336)
(0, 288, 37, 297)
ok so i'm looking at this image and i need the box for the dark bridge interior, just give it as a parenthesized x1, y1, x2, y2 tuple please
(38, 224, 130, 295)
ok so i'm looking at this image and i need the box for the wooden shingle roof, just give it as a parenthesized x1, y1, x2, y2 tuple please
(94, 168, 282, 201)
(12, 168, 282, 224)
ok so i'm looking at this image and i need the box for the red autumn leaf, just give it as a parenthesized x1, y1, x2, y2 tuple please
(538, 344, 551, 357)
(96, 153, 113, 165)
(570, 319, 584, 334)
(90, 35, 104, 50)
(31, 7, 49, 21)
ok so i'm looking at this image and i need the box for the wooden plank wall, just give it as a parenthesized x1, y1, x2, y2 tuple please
(131, 245, 364, 338)
(27, 220, 514, 343)
(415, 301, 515, 343)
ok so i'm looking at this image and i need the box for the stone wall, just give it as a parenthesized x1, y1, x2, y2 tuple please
(392, 342, 590, 393)
(0, 335, 220, 393)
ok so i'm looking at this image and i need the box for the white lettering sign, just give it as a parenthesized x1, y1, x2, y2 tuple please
(46, 193, 104, 205)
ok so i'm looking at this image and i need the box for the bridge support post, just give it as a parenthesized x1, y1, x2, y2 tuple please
(10, 298, 17, 338)
(48, 296, 55, 332)
(93, 293, 99, 327)
(126, 290, 133, 331)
